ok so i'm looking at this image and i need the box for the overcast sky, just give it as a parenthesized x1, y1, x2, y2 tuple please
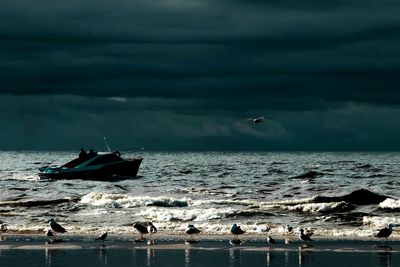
(1, 0, 400, 150)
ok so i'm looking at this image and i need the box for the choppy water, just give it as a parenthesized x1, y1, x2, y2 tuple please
(1, 151, 400, 237)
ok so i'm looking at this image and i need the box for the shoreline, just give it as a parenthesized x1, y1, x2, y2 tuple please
(1, 232, 399, 244)
(1, 234, 399, 267)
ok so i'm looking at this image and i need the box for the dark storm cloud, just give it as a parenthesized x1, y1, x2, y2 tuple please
(1, 0, 400, 149)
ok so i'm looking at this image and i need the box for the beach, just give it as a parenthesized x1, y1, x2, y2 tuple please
(0, 234, 399, 267)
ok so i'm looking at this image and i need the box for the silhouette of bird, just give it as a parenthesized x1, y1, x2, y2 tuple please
(245, 116, 265, 124)
(299, 229, 313, 242)
(186, 224, 201, 240)
(133, 223, 148, 240)
(231, 223, 245, 239)
(375, 224, 393, 241)
(45, 229, 54, 237)
(95, 232, 108, 246)
(48, 219, 67, 234)
(267, 236, 277, 245)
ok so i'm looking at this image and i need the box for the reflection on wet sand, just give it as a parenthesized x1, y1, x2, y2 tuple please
(45, 249, 64, 267)
(147, 247, 155, 267)
(375, 245, 392, 267)
(98, 247, 108, 266)
(266, 250, 274, 266)
(285, 250, 290, 267)
(298, 245, 313, 267)
(229, 248, 241, 267)
(185, 248, 191, 267)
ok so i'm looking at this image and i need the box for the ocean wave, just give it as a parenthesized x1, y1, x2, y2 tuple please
(285, 201, 355, 213)
(137, 207, 238, 222)
(378, 198, 400, 209)
(80, 192, 189, 208)
(291, 171, 324, 179)
(0, 197, 77, 208)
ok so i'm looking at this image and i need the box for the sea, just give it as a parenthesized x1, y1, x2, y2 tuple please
(1, 151, 400, 238)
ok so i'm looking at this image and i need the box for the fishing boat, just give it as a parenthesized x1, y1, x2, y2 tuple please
(38, 151, 143, 181)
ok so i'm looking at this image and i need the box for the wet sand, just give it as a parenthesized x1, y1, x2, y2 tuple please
(1, 234, 400, 266)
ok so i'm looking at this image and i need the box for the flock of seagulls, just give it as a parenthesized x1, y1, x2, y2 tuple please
(11, 219, 395, 247)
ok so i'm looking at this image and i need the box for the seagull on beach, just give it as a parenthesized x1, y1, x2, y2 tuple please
(45, 229, 54, 237)
(95, 232, 108, 246)
(299, 229, 313, 243)
(1, 223, 7, 232)
(267, 236, 277, 245)
(48, 219, 67, 234)
(375, 224, 393, 241)
(133, 223, 149, 240)
(286, 224, 293, 235)
(186, 224, 201, 241)
(231, 223, 245, 239)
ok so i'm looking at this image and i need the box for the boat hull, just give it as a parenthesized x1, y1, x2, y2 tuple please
(39, 157, 143, 181)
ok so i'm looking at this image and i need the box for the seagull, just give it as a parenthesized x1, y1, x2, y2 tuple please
(267, 236, 277, 245)
(246, 116, 265, 124)
(0, 223, 7, 232)
(375, 224, 393, 242)
(304, 228, 314, 237)
(186, 224, 201, 241)
(299, 229, 313, 242)
(133, 223, 149, 240)
(95, 232, 108, 246)
(231, 223, 245, 239)
(147, 222, 157, 239)
(48, 219, 67, 234)
(45, 229, 54, 237)
(286, 224, 293, 235)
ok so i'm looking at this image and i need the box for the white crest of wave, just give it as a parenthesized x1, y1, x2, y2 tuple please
(192, 196, 316, 208)
(286, 201, 349, 213)
(378, 198, 400, 209)
(80, 192, 189, 208)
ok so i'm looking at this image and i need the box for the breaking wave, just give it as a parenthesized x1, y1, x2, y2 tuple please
(378, 198, 400, 210)
(285, 201, 355, 213)
(80, 192, 189, 208)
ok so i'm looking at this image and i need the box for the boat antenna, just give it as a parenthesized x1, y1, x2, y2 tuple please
(103, 137, 111, 152)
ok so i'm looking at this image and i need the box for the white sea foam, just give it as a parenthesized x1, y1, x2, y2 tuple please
(363, 216, 400, 227)
(285, 201, 352, 213)
(80, 192, 189, 208)
(378, 198, 400, 209)
(137, 207, 238, 222)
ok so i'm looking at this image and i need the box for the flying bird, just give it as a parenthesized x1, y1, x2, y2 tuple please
(48, 219, 67, 234)
(252, 117, 265, 123)
(375, 224, 393, 241)
(186, 224, 201, 241)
